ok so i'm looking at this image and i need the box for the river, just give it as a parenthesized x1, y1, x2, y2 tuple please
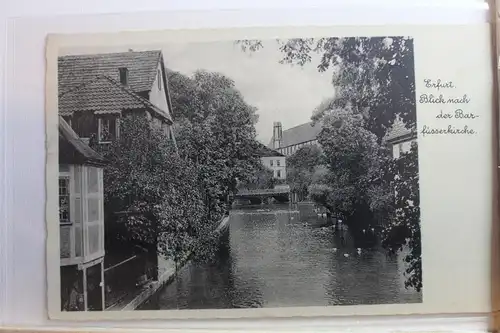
(138, 203, 422, 310)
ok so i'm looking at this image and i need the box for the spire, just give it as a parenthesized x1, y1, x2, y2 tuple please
(273, 121, 282, 149)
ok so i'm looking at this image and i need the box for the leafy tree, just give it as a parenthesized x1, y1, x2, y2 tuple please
(308, 106, 393, 229)
(237, 163, 276, 190)
(168, 69, 262, 218)
(382, 143, 421, 291)
(287, 145, 324, 171)
(236, 36, 416, 140)
(101, 115, 217, 263)
(286, 145, 324, 200)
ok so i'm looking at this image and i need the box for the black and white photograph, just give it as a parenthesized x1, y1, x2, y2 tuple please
(51, 32, 423, 315)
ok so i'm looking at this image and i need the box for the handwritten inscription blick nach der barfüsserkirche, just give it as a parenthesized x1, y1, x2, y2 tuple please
(420, 79, 477, 137)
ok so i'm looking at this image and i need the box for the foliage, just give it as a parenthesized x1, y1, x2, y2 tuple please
(382, 143, 421, 291)
(101, 115, 218, 262)
(237, 162, 276, 191)
(236, 37, 416, 140)
(168, 70, 262, 216)
(286, 145, 325, 200)
(309, 107, 393, 226)
(287, 145, 324, 171)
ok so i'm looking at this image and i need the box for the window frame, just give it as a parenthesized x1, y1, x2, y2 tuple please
(59, 175, 72, 225)
(98, 116, 119, 144)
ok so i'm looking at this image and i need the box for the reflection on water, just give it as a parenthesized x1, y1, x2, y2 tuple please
(139, 203, 422, 310)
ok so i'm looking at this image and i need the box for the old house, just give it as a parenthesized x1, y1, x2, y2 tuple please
(58, 50, 176, 146)
(58, 50, 178, 309)
(59, 116, 107, 311)
(256, 143, 286, 180)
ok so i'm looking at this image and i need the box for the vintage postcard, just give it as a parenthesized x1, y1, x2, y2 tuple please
(46, 24, 493, 320)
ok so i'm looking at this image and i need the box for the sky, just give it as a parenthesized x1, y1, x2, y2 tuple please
(61, 40, 335, 144)
(160, 41, 334, 144)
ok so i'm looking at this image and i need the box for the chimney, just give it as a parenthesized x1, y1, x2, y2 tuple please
(119, 67, 129, 86)
(273, 121, 282, 149)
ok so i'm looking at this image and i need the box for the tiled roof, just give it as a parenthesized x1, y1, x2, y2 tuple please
(59, 116, 107, 166)
(59, 75, 172, 122)
(58, 50, 162, 94)
(268, 121, 322, 148)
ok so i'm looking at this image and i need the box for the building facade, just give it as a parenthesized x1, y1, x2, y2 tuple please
(268, 121, 321, 157)
(59, 116, 108, 311)
(256, 143, 286, 180)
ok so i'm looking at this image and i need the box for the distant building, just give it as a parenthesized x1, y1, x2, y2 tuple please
(269, 117, 416, 159)
(384, 118, 417, 159)
(256, 143, 286, 180)
(268, 121, 321, 156)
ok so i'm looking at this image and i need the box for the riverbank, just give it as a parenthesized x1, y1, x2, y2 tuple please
(133, 204, 421, 310)
(105, 215, 231, 311)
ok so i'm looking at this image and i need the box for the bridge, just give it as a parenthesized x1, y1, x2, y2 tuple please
(234, 187, 291, 204)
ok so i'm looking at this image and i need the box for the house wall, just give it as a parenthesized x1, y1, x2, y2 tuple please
(149, 63, 173, 120)
(60, 164, 105, 266)
(261, 156, 286, 180)
(392, 139, 415, 159)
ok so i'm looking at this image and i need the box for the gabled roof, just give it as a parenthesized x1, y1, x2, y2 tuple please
(59, 75, 172, 123)
(58, 50, 162, 95)
(59, 116, 107, 166)
(268, 121, 322, 148)
(385, 118, 416, 143)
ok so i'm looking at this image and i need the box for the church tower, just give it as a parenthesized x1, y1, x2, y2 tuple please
(272, 121, 282, 149)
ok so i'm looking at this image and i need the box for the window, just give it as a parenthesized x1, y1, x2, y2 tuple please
(72, 112, 96, 139)
(98, 117, 117, 143)
(270, 160, 274, 167)
(398, 143, 404, 154)
(277, 159, 280, 167)
(119, 67, 129, 85)
(59, 177, 71, 224)
(158, 69, 162, 91)
(277, 170, 281, 178)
